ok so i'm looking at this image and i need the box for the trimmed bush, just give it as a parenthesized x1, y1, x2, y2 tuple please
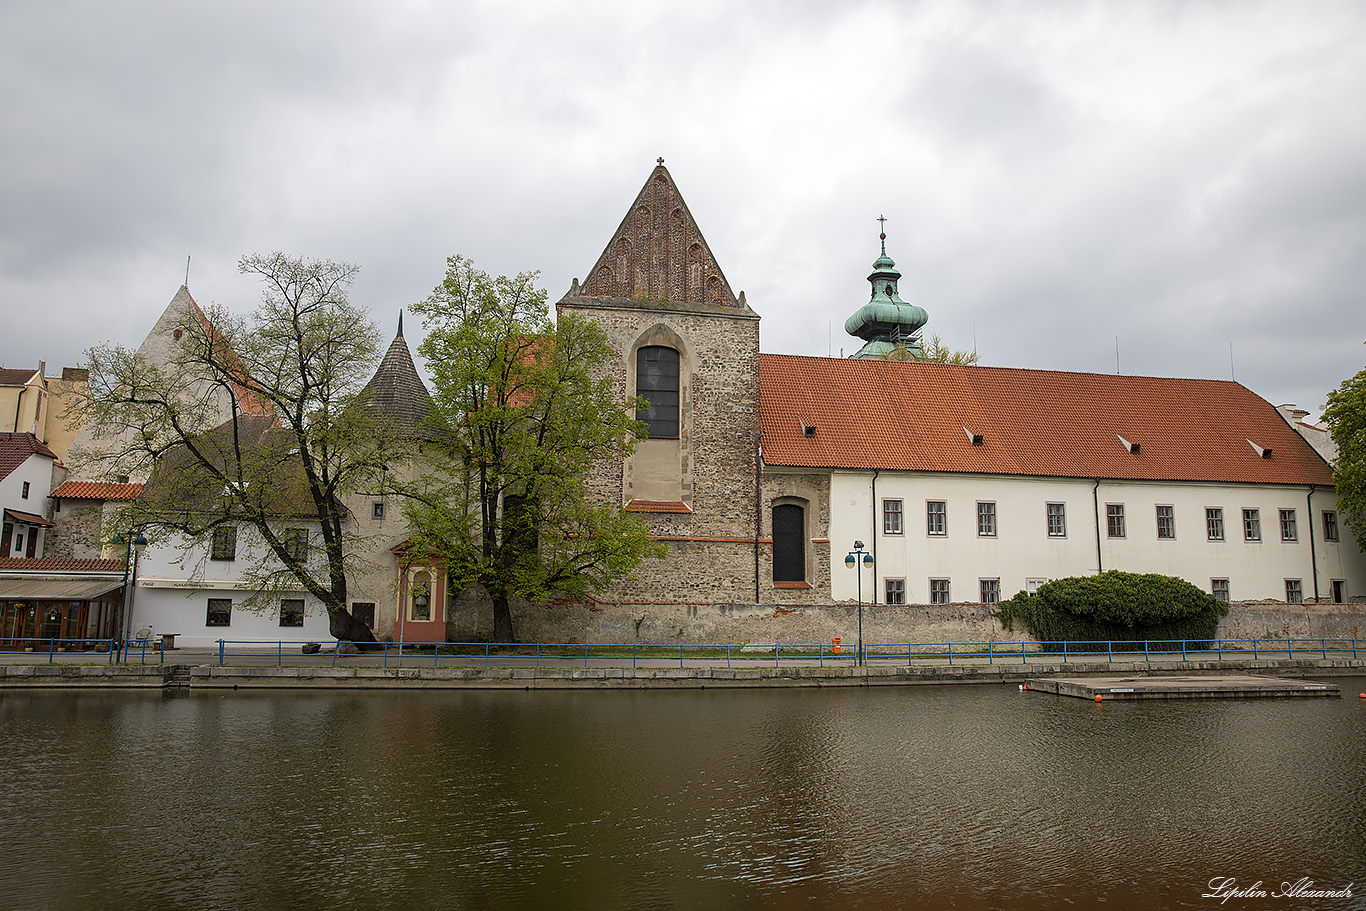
(995, 571, 1228, 647)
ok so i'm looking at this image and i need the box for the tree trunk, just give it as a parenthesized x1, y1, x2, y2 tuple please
(328, 605, 378, 646)
(492, 594, 516, 643)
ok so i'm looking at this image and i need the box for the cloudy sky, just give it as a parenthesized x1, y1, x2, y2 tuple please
(2, 1, 1363, 419)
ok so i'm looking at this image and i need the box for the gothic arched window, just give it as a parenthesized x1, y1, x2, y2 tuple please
(637, 346, 680, 438)
(772, 503, 806, 583)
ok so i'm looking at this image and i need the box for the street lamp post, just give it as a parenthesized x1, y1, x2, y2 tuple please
(111, 531, 148, 662)
(844, 540, 874, 666)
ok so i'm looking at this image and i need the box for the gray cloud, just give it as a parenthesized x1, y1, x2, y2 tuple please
(1, 0, 1362, 422)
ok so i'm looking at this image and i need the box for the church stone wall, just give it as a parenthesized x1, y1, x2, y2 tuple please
(559, 300, 762, 604)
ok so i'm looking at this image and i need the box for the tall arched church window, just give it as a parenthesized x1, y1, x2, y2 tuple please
(772, 503, 806, 583)
(637, 346, 680, 438)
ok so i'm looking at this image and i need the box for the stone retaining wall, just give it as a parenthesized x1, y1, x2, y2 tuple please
(452, 598, 1366, 647)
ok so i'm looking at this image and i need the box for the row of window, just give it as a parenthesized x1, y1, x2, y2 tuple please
(882, 500, 1341, 543)
(204, 599, 376, 628)
(882, 577, 1331, 605)
(209, 526, 310, 562)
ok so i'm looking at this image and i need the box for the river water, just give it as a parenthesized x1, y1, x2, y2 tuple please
(1, 680, 1363, 910)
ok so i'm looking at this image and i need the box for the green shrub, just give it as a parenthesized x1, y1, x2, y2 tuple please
(995, 571, 1228, 647)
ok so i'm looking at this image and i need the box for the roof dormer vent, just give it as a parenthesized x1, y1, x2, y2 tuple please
(1117, 434, 1140, 454)
(1247, 439, 1273, 459)
(800, 417, 816, 438)
(963, 426, 983, 446)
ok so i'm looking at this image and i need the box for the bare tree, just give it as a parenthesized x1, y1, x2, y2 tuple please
(79, 253, 401, 642)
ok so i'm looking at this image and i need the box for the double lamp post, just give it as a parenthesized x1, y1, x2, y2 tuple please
(844, 540, 873, 666)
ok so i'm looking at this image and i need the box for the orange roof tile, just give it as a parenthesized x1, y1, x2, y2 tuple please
(758, 355, 1333, 486)
(51, 481, 143, 500)
(0, 557, 123, 572)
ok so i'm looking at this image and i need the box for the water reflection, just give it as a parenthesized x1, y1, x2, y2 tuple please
(0, 682, 1362, 909)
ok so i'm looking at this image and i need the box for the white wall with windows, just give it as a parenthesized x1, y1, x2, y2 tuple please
(829, 470, 1366, 606)
(129, 524, 335, 647)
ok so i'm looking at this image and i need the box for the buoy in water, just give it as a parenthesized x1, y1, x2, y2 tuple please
(1019, 683, 1028, 691)
(1094, 693, 1103, 703)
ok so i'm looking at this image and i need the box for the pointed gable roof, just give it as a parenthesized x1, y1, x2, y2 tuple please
(357, 315, 438, 440)
(0, 432, 58, 483)
(759, 354, 1333, 486)
(563, 162, 756, 317)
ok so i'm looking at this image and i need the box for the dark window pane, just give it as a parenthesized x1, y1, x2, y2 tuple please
(772, 504, 805, 582)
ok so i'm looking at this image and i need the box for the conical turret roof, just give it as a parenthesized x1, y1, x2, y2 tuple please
(358, 314, 438, 440)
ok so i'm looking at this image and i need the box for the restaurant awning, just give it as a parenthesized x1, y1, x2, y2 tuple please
(0, 577, 124, 600)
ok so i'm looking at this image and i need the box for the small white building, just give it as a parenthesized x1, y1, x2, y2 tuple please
(132, 523, 336, 648)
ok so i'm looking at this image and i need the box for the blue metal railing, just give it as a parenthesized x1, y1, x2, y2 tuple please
(0, 637, 121, 664)
(210, 639, 849, 668)
(864, 637, 1364, 666)
(3, 636, 1361, 669)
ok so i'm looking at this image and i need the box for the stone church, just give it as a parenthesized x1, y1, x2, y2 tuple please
(548, 160, 1363, 634)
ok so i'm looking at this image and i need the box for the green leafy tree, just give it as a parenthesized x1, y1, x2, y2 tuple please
(1324, 361, 1366, 551)
(77, 253, 399, 643)
(406, 256, 662, 642)
(878, 334, 980, 364)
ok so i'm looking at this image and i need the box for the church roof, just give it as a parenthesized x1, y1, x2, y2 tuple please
(758, 354, 1333, 485)
(356, 315, 438, 440)
(561, 162, 756, 317)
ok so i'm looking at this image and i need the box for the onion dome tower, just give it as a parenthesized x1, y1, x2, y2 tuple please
(843, 220, 928, 359)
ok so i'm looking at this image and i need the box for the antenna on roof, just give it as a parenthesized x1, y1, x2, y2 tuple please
(185, 254, 191, 288)
(1115, 336, 1120, 374)
(1229, 342, 1236, 382)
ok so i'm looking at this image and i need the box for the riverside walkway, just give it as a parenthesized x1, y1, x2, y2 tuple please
(1, 640, 1363, 689)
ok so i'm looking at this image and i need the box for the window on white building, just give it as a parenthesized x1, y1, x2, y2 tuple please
(211, 526, 237, 561)
(980, 579, 1000, 604)
(885, 578, 905, 604)
(1206, 508, 1224, 541)
(1243, 509, 1261, 542)
(206, 599, 232, 627)
(1107, 504, 1125, 538)
(1156, 505, 1175, 539)
(1285, 579, 1303, 603)
(977, 502, 996, 537)
(929, 579, 951, 604)
(926, 501, 947, 536)
(1046, 503, 1066, 537)
(1211, 579, 1230, 602)
(883, 500, 903, 535)
(1323, 511, 1339, 542)
(279, 599, 304, 627)
(1279, 509, 1297, 542)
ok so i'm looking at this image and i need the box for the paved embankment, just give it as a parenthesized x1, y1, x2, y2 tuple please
(1, 658, 1363, 689)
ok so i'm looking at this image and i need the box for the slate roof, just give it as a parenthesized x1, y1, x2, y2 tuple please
(357, 316, 439, 440)
(0, 432, 58, 483)
(758, 354, 1333, 486)
(51, 481, 143, 500)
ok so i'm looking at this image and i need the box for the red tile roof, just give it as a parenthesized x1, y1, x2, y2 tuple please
(758, 355, 1333, 486)
(51, 481, 143, 500)
(4, 509, 52, 528)
(0, 557, 123, 573)
(626, 499, 694, 513)
(0, 432, 58, 483)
